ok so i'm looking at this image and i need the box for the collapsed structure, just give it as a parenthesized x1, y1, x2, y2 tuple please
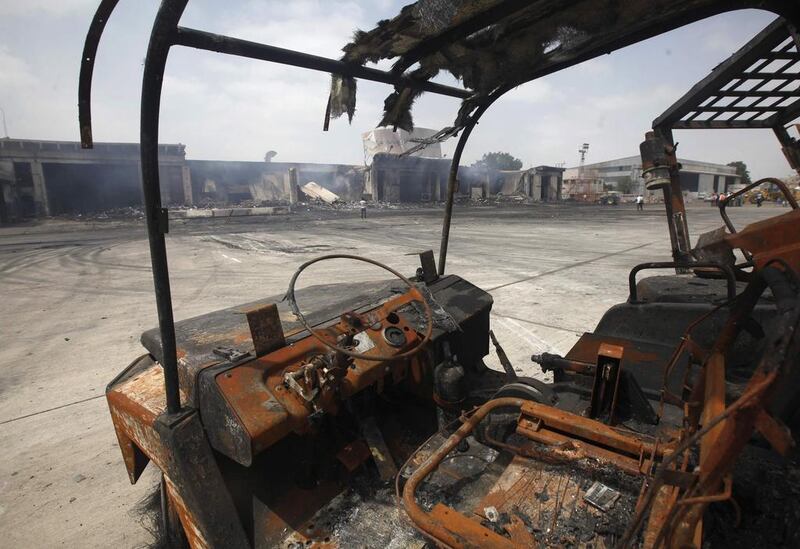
(0, 138, 367, 220)
(0, 136, 562, 222)
(81, 1, 800, 548)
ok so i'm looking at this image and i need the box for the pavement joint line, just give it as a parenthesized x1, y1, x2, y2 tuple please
(485, 242, 654, 292)
(0, 394, 105, 426)
(492, 312, 585, 334)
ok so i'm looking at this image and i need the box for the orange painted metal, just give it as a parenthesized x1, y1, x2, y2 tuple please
(598, 342, 624, 360)
(518, 400, 671, 460)
(401, 397, 676, 548)
(107, 365, 174, 480)
(107, 365, 212, 548)
(215, 291, 430, 458)
(401, 398, 525, 548)
(699, 351, 726, 469)
(515, 419, 644, 475)
(754, 408, 795, 456)
(565, 333, 663, 373)
(165, 476, 211, 549)
(725, 208, 800, 272)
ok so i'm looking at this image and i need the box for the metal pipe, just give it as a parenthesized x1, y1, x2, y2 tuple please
(173, 27, 471, 100)
(629, 261, 737, 303)
(78, 0, 121, 148)
(402, 396, 666, 546)
(437, 84, 531, 275)
(402, 397, 524, 547)
(720, 176, 798, 234)
(437, 99, 500, 275)
(773, 124, 800, 176)
(662, 128, 692, 269)
(140, 0, 189, 414)
(0, 107, 8, 138)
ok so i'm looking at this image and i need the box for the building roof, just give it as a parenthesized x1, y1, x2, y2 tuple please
(0, 138, 185, 159)
(568, 155, 737, 175)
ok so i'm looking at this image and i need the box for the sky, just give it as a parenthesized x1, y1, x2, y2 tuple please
(0, 1, 793, 179)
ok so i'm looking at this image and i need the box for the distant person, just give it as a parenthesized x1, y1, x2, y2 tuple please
(756, 193, 763, 207)
(360, 199, 367, 219)
(635, 194, 644, 211)
(711, 192, 718, 206)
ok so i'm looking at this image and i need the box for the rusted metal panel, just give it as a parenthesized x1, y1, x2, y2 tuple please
(725, 208, 800, 272)
(245, 303, 285, 357)
(515, 420, 643, 475)
(588, 343, 624, 423)
(212, 290, 429, 464)
(418, 249, 437, 284)
(107, 364, 176, 479)
(361, 417, 398, 481)
(335, 439, 371, 472)
(139, 274, 491, 407)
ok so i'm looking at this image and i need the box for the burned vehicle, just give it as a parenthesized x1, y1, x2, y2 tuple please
(81, 1, 800, 547)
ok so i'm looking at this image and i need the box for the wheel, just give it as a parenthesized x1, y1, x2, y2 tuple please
(475, 379, 554, 446)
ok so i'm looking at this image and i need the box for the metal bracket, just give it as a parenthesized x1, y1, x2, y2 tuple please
(212, 346, 250, 362)
(158, 207, 169, 234)
(245, 303, 285, 357)
(588, 343, 624, 424)
(417, 250, 438, 284)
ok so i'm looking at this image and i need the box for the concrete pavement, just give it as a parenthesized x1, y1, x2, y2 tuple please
(0, 202, 782, 547)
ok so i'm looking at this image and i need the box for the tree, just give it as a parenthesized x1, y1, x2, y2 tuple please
(476, 151, 523, 171)
(726, 161, 752, 186)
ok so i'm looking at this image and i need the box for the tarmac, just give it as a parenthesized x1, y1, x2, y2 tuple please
(0, 201, 783, 547)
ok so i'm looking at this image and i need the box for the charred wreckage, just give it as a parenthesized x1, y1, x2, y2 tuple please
(81, 1, 800, 547)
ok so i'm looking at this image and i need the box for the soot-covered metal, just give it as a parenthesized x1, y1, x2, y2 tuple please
(83, 1, 800, 548)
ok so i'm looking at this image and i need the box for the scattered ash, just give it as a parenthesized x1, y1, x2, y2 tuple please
(704, 444, 800, 547)
(283, 473, 426, 548)
(532, 459, 642, 547)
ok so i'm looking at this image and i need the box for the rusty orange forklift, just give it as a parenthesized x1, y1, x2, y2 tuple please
(81, 1, 800, 547)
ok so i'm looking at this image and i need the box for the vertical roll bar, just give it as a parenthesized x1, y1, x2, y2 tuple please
(140, 0, 190, 414)
(437, 95, 504, 276)
(79, 0, 121, 148)
(82, 0, 473, 414)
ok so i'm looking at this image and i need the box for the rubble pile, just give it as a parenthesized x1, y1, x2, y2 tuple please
(299, 199, 441, 212)
(58, 206, 145, 220)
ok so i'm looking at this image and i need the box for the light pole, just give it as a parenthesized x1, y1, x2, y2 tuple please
(578, 143, 589, 179)
(0, 107, 8, 138)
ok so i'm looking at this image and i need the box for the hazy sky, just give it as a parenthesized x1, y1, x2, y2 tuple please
(0, 1, 794, 178)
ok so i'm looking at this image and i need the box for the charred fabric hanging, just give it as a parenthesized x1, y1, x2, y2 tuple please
(324, 0, 796, 135)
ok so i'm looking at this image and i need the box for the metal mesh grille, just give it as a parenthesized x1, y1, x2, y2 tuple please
(655, 19, 800, 130)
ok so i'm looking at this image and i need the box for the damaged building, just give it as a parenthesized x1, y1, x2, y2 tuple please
(364, 155, 565, 202)
(363, 128, 564, 202)
(494, 165, 565, 201)
(0, 138, 367, 221)
(366, 153, 500, 202)
(188, 160, 365, 205)
(0, 138, 189, 221)
(0, 131, 564, 222)
(363, 126, 454, 201)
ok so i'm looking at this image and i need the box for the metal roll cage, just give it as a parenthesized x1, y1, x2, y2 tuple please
(79, 0, 797, 415)
(79, 0, 473, 415)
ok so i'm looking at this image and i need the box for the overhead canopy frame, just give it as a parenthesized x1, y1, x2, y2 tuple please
(654, 18, 800, 131)
(80, 0, 800, 415)
(327, 0, 800, 134)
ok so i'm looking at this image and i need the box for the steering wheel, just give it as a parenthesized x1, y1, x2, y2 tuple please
(285, 254, 434, 361)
